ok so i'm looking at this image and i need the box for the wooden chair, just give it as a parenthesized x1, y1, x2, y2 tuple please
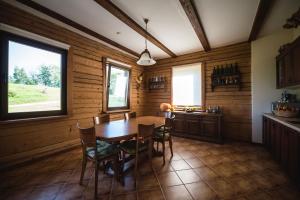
(124, 112, 137, 120)
(153, 117, 174, 164)
(119, 124, 154, 186)
(77, 122, 119, 198)
(157, 111, 172, 118)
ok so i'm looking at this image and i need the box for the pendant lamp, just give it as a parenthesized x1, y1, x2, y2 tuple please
(137, 18, 156, 66)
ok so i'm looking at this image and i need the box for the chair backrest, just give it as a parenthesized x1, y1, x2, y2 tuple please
(138, 124, 155, 138)
(165, 117, 174, 129)
(77, 121, 96, 149)
(157, 111, 172, 118)
(124, 112, 137, 120)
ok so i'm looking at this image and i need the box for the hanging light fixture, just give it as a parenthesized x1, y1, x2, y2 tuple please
(137, 18, 156, 66)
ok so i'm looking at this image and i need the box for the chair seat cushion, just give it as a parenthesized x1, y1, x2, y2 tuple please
(119, 140, 148, 155)
(153, 130, 170, 140)
(86, 141, 118, 159)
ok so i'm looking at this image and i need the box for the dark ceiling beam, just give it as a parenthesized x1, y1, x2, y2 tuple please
(94, 0, 177, 57)
(179, 0, 210, 51)
(248, 0, 275, 42)
(16, 0, 140, 57)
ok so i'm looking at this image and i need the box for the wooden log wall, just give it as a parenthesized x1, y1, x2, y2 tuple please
(144, 42, 251, 141)
(0, 2, 146, 167)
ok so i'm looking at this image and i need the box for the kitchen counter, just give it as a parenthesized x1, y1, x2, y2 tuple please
(263, 113, 300, 132)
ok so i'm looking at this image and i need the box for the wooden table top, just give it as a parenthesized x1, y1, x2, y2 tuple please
(95, 116, 165, 142)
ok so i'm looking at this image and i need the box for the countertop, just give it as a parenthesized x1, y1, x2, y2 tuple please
(263, 113, 300, 132)
(172, 111, 223, 117)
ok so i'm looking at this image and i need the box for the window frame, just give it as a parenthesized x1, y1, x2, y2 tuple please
(106, 62, 131, 111)
(0, 31, 68, 121)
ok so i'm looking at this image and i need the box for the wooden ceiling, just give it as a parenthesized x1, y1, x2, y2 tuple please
(8, 0, 300, 59)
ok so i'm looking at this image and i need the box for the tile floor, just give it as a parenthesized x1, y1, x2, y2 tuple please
(0, 137, 300, 200)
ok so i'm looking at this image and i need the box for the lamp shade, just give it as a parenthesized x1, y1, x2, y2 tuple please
(136, 49, 156, 66)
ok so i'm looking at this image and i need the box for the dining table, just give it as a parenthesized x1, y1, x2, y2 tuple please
(95, 116, 165, 180)
(95, 116, 165, 142)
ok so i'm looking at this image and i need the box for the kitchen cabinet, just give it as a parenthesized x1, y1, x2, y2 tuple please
(276, 36, 300, 88)
(263, 115, 300, 183)
(172, 112, 223, 143)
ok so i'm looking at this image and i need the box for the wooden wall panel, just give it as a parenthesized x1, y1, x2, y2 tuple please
(144, 42, 251, 141)
(0, 2, 145, 167)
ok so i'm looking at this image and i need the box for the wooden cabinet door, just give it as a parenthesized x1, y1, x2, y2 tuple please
(288, 128, 299, 182)
(275, 123, 282, 162)
(173, 118, 186, 133)
(201, 119, 218, 138)
(276, 58, 286, 88)
(292, 44, 300, 85)
(186, 119, 201, 135)
(284, 54, 293, 86)
(263, 117, 272, 151)
(280, 128, 289, 170)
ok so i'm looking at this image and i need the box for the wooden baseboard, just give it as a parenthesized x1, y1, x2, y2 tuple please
(0, 139, 80, 170)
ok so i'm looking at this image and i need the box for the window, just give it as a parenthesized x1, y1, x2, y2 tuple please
(172, 63, 203, 106)
(0, 31, 68, 120)
(106, 63, 130, 111)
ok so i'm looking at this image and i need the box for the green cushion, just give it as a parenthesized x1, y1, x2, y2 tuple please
(119, 140, 148, 155)
(153, 130, 170, 140)
(86, 141, 118, 159)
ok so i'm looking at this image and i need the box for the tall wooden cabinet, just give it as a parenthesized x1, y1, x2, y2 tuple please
(172, 112, 223, 143)
(276, 36, 300, 88)
(263, 116, 300, 183)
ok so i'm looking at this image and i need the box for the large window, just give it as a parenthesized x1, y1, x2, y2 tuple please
(172, 63, 203, 106)
(0, 31, 67, 120)
(106, 63, 130, 111)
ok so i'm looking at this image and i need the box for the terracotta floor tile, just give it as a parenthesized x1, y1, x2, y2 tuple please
(245, 191, 272, 200)
(2, 187, 34, 200)
(206, 179, 237, 199)
(193, 167, 219, 181)
(113, 192, 137, 200)
(200, 155, 223, 166)
(176, 169, 201, 184)
(178, 151, 196, 159)
(27, 184, 62, 200)
(1, 137, 299, 200)
(249, 174, 277, 190)
(185, 158, 205, 168)
(138, 188, 164, 200)
(164, 185, 193, 200)
(112, 175, 135, 195)
(171, 160, 191, 170)
(138, 174, 159, 190)
(55, 183, 85, 200)
(267, 186, 300, 200)
(227, 176, 258, 194)
(158, 171, 182, 187)
(212, 163, 238, 178)
(185, 181, 217, 200)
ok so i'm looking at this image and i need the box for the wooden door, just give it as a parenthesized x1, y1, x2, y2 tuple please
(263, 117, 272, 151)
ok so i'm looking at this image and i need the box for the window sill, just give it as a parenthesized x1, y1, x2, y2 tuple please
(0, 115, 70, 125)
(105, 109, 130, 114)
